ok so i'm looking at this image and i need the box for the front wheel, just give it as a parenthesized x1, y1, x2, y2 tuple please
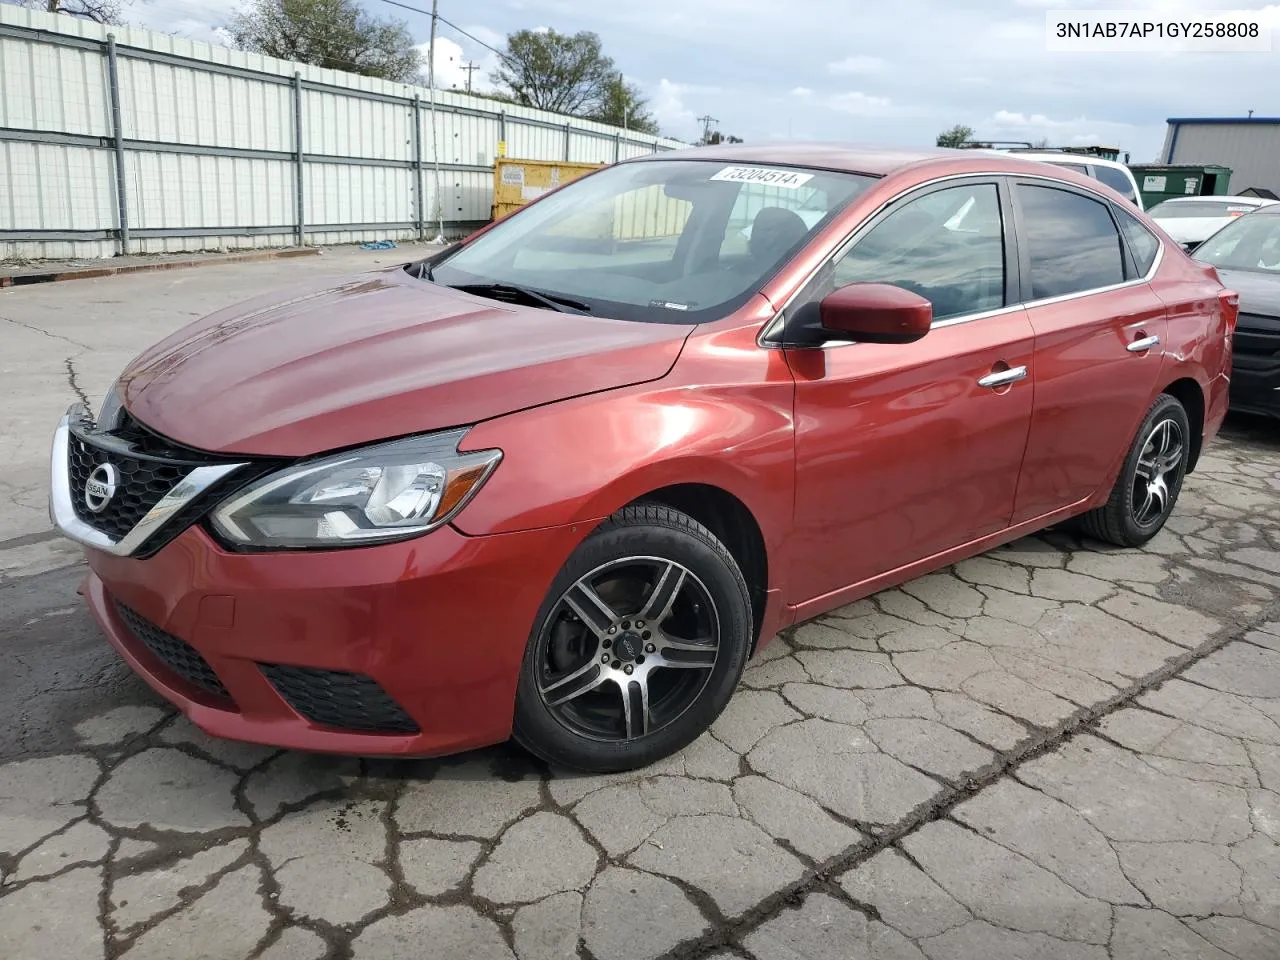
(513, 504, 753, 773)
(1079, 393, 1191, 547)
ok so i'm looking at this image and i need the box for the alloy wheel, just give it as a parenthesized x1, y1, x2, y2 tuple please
(535, 557, 720, 742)
(1131, 417, 1184, 527)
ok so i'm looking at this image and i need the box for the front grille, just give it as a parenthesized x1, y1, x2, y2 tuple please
(113, 600, 232, 701)
(68, 434, 189, 539)
(260, 664, 420, 734)
(62, 409, 273, 558)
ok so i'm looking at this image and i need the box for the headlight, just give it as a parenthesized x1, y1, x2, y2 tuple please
(97, 379, 125, 431)
(210, 429, 501, 548)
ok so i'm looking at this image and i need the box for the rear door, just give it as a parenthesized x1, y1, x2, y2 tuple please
(1010, 180, 1168, 524)
(782, 178, 1036, 601)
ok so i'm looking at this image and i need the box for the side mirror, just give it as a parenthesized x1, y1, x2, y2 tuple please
(786, 282, 933, 346)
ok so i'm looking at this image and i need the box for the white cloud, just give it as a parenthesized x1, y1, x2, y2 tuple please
(828, 91, 892, 116)
(990, 109, 1083, 128)
(129, 0, 229, 41)
(827, 55, 884, 75)
(651, 78, 722, 136)
(415, 36, 498, 93)
(791, 86, 813, 98)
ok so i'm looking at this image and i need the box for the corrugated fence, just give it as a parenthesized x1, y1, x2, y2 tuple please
(0, 7, 683, 260)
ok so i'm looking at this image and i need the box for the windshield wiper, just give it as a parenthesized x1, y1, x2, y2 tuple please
(450, 282, 591, 314)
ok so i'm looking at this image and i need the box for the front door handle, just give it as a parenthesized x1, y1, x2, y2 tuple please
(1127, 334, 1161, 353)
(977, 365, 1028, 389)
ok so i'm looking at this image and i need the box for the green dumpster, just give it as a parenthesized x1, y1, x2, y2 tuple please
(1130, 164, 1232, 209)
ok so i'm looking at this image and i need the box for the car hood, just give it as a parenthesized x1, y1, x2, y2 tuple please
(1153, 217, 1227, 245)
(1214, 268, 1280, 318)
(120, 267, 694, 456)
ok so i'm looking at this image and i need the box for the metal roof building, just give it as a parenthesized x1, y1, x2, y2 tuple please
(1161, 117, 1280, 196)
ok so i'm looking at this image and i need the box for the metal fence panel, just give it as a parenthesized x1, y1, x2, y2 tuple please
(305, 161, 413, 228)
(0, 6, 683, 260)
(0, 138, 115, 230)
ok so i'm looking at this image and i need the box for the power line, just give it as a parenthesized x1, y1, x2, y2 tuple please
(374, 0, 510, 64)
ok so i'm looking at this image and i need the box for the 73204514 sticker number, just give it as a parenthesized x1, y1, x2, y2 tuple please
(709, 166, 815, 189)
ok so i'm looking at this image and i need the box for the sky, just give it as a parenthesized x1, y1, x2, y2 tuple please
(122, 0, 1280, 162)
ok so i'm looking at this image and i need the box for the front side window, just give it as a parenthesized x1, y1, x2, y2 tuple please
(1092, 165, 1139, 204)
(824, 183, 1006, 322)
(1017, 184, 1125, 299)
(429, 160, 874, 323)
(1194, 213, 1280, 274)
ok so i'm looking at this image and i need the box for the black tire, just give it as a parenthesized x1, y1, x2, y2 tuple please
(513, 503, 753, 773)
(1079, 393, 1191, 547)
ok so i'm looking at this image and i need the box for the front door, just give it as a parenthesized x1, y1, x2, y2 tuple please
(782, 179, 1036, 604)
(1008, 181, 1169, 523)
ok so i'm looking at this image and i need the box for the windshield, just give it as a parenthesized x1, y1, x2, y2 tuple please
(1148, 200, 1257, 219)
(1194, 213, 1280, 274)
(427, 159, 876, 323)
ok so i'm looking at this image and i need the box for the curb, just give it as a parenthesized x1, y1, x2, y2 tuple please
(0, 247, 321, 288)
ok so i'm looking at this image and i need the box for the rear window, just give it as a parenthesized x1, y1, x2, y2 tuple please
(1148, 200, 1256, 219)
(1092, 165, 1138, 203)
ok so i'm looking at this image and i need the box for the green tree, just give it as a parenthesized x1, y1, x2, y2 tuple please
(20, 0, 125, 23)
(935, 124, 974, 148)
(230, 0, 421, 83)
(591, 74, 658, 134)
(492, 29, 619, 115)
(701, 131, 743, 145)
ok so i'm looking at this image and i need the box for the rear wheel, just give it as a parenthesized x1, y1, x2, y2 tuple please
(513, 504, 752, 773)
(1079, 393, 1191, 547)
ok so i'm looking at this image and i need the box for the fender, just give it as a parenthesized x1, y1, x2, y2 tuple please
(452, 319, 797, 588)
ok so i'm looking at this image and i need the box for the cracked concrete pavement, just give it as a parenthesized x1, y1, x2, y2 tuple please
(3, 253, 1280, 959)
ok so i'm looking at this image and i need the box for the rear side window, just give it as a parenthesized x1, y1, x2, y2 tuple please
(1017, 184, 1125, 299)
(1092, 165, 1138, 204)
(1114, 207, 1160, 276)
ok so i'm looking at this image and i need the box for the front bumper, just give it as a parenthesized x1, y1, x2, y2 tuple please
(79, 515, 588, 757)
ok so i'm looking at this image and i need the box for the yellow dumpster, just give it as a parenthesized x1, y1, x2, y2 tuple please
(492, 158, 602, 220)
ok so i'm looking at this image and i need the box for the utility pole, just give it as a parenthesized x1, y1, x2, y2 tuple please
(697, 114, 718, 144)
(462, 61, 479, 93)
(425, 0, 445, 244)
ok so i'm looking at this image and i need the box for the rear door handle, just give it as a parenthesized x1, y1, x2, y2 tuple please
(977, 366, 1028, 389)
(1127, 334, 1161, 353)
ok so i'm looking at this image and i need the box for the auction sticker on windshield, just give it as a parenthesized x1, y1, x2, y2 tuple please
(710, 166, 815, 189)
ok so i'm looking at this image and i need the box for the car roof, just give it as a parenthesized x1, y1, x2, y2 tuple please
(627, 141, 1094, 179)
(1003, 151, 1132, 172)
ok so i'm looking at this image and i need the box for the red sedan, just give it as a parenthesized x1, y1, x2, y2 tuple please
(50, 144, 1235, 772)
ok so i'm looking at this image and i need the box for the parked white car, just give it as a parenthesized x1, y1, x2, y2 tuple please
(973, 150, 1144, 210)
(1147, 195, 1279, 250)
